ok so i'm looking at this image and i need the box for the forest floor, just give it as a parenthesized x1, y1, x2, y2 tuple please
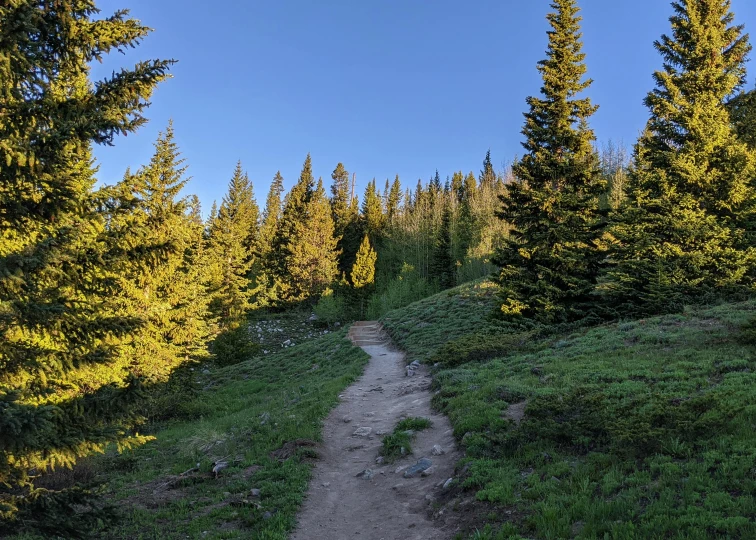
(290, 322, 462, 540)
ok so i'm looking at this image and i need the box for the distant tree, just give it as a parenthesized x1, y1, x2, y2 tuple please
(330, 163, 362, 274)
(493, 0, 607, 323)
(728, 86, 756, 149)
(433, 202, 456, 289)
(480, 149, 497, 189)
(386, 175, 403, 223)
(603, 0, 756, 314)
(288, 178, 340, 300)
(349, 234, 377, 317)
(253, 171, 285, 306)
(362, 179, 385, 242)
(207, 163, 259, 323)
(0, 1, 171, 533)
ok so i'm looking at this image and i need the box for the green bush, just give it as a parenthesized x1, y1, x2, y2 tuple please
(313, 288, 346, 326)
(210, 322, 261, 367)
(367, 264, 438, 319)
(430, 330, 534, 369)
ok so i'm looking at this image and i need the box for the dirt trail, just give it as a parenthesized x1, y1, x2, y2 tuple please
(290, 322, 461, 540)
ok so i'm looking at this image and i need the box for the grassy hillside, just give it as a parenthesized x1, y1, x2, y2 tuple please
(382, 282, 756, 539)
(82, 329, 368, 539)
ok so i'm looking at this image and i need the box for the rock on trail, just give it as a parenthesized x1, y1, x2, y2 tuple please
(290, 322, 461, 540)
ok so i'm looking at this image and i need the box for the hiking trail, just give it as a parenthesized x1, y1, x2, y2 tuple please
(291, 321, 462, 540)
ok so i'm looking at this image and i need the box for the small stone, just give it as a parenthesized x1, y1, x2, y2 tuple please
(376, 429, 388, 436)
(406, 367, 415, 377)
(352, 427, 373, 438)
(394, 465, 407, 474)
(322, 482, 331, 488)
(375, 456, 385, 465)
(421, 466, 435, 477)
(403, 458, 433, 478)
(356, 468, 374, 480)
(212, 461, 228, 477)
(442, 478, 454, 489)
(201, 369, 210, 375)
(250, 488, 261, 498)
(431, 444, 445, 456)
(400, 447, 406, 455)
(260, 412, 271, 425)
(342, 417, 352, 424)
(263, 511, 273, 520)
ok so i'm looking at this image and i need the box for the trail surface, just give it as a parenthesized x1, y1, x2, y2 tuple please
(291, 322, 461, 540)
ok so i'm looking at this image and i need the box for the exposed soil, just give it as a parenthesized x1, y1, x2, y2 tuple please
(291, 322, 463, 540)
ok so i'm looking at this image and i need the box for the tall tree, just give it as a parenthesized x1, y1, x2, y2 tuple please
(0, 1, 171, 533)
(111, 124, 213, 383)
(288, 179, 340, 301)
(603, 0, 756, 314)
(330, 163, 362, 275)
(350, 234, 377, 317)
(432, 202, 456, 289)
(386, 175, 403, 223)
(207, 163, 259, 323)
(362, 179, 385, 242)
(480, 150, 497, 189)
(493, 0, 607, 323)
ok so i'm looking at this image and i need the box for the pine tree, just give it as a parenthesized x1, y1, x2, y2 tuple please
(433, 202, 456, 289)
(207, 163, 259, 323)
(0, 2, 171, 533)
(288, 179, 341, 301)
(110, 124, 213, 383)
(603, 0, 756, 314)
(362, 179, 385, 242)
(252, 172, 285, 306)
(728, 87, 756, 149)
(493, 0, 607, 323)
(351, 235, 378, 289)
(330, 163, 362, 275)
(386, 175, 403, 223)
(480, 150, 497, 189)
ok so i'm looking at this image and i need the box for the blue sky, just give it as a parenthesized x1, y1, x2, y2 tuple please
(92, 0, 756, 211)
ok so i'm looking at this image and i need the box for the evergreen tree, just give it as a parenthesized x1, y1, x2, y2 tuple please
(604, 0, 756, 314)
(362, 179, 385, 242)
(349, 234, 377, 317)
(493, 0, 607, 323)
(258, 171, 284, 262)
(287, 179, 341, 301)
(207, 163, 259, 323)
(110, 123, 213, 383)
(330, 163, 362, 275)
(728, 87, 756, 149)
(386, 175, 403, 223)
(0, 2, 171, 533)
(480, 149, 497, 189)
(351, 235, 378, 289)
(433, 202, 456, 289)
(270, 155, 315, 303)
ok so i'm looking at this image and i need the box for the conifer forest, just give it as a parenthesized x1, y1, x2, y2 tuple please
(3, 1, 756, 539)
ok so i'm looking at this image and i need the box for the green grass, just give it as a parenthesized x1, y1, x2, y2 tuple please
(94, 329, 368, 539)
(381, 283, 756, 539)
(380, 417, 433, 462)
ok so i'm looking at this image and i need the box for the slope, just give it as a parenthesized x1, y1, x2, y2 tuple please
(382, 281, 756, 539)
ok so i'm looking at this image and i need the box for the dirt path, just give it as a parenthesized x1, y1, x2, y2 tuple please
(290, 322, 462, 540)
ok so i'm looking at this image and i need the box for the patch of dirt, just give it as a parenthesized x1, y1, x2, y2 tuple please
(290, 322, 464, 540)
(503, 401, 528, 425)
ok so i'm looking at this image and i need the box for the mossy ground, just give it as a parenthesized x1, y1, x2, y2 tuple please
(382, 281, 756, 539)
(79, 330, 368, 539)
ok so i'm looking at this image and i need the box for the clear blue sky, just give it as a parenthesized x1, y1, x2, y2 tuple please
(92, 0, 756, 211)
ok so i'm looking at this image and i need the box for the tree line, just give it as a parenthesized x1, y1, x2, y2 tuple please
(1, 0, 754, 535)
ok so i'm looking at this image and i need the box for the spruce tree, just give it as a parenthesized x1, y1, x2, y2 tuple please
(362, 179, 385, 242)
(480, 150, 497, 189)
(604, 0, 756, 314)
(386, 175, 403, 223)
(433, 202, 456, 289)
(330, 163, 362, 275)
(271, 154, 315, 303)
(109, 124, 213, 383)
(288, 179, 341, 301)
(207, 163, 259, 323)
(350, 234, 377, 317)
(252, 172, 284, 306)
(0, 1, 171, 533)
(493, 0, 606, 323)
